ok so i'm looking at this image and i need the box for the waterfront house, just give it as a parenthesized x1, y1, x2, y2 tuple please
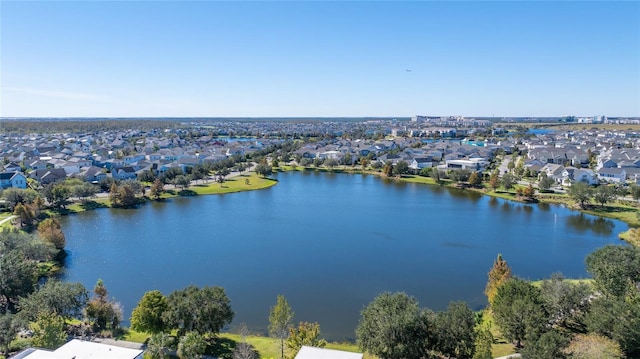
(112, 166, 137, 180)
(0, 172, 27, 189)
(10, 339, 143, 359)
(294, 346, 363, 359)
(598, 167, 626, 183)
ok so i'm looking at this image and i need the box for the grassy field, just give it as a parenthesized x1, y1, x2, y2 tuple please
(478, 310, 518, 358)
(62, 173, 277, 215)
(618, 228, 640, 247)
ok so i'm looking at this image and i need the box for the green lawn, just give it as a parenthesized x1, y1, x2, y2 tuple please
(479, 309, 518, 358)
(217, 333, 370, 359)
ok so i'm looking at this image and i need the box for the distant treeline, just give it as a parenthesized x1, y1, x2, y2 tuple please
(0, 119, 183, 134)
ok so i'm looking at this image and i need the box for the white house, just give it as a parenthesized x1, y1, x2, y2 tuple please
(294, 346, 363, 359)
(11, 339, 143, 359)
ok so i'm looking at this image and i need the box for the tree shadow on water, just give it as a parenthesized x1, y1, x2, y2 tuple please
(566, 213, 615, 236)
(178, 189, 198, 196)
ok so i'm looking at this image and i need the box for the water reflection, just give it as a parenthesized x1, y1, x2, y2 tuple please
(566, 214, 617, 236)
(538, 202, 551, 212)
(446, 187, 482, 202)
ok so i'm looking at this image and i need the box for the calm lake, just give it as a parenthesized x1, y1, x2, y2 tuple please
(58, 172, 627, 340)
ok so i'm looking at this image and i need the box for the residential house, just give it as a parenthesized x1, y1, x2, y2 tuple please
(11, 339, 143, 359)
(598, 167, 626, 183)
(3, 162, 22, 173)
(294, 346, 363, 359)
(0, 172, 27, 189)
(112, 166, 137, 180)
(27, 160, 48, 171)
(561, 167, 597, 186)
(78, 166, 108, 183)
(539, 163, 565, 183)
(29, 168, 67, 185)
(409, 156, 434, 170)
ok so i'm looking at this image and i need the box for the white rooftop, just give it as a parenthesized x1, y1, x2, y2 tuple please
(11, 340, 143, 359)
(294, 346, 363, 359)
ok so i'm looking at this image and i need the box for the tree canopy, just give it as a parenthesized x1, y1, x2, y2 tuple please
(130, 290, 168, 334)
(163, 285, 234, 336)
(356, 292, 431, 359)
(269, 295, 294, 359)
(492, 278, 548, 348)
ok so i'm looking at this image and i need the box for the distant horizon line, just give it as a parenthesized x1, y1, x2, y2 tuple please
(3, 115, 639, 120)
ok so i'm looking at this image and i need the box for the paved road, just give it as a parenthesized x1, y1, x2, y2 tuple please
(0, 215, 16, 226)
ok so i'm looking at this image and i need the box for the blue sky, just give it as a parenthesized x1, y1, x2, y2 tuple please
(1, 1, 639, 118)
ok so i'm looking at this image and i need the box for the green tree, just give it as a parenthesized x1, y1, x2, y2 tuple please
(72, 182, 98, 202)
(163, 285, 234, 336)
(356, 292, 432, 359)
(563, 333, 624, 359)
(146, 333, 175, 359)
(0, 250, 38, 313)
(324, 158, 339, 169)
(630, 184, 640, 203)
(520, 329, 569, 359)
(30, 312, 67, 349)
(501, 173, 516, 191)
(18, 280, 88, 321)
(468, 171, 482, 188)
(394, 161, 409, 175)
(130, 290, 168, 334)
(540, 273, 592, 331)
(177, 332, 207, 359)
(85, 279, 123, 331)
(269, 295, 294, 359)
(342, 152, 353, 166)
(585, 245, 640, 298)
(492, 278, 548, 348)
(451, 169, 472, 184)
(2, 188, 38, 210)
(485, 254, 512, 307)
(13, 203, 35, 228)
(593, 185, 616, 207)
(0, 312, 23, 356)
(174, 175, 191, 190)
(50, 184, 71, 209)
(255, 163, 273, 177)
(585, 287, 640, 356)
(37, 218, 66, 251)
(138, 170, 156, 183)
(473, 325, 493, 359)
(435, 301, 476, 359)
(431, 168, 442, 184)
(568, 182, 593, 209)
(285, 322, 327, 359)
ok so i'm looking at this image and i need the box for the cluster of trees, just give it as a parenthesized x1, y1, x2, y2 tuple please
(356, 292, 482, 359)
(487, 247, 640, 358)
(355, 246, 640, 359)
(130, 286, 234, 359)
(567, 182, 625, 209)
(0, 276, 126, 355)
